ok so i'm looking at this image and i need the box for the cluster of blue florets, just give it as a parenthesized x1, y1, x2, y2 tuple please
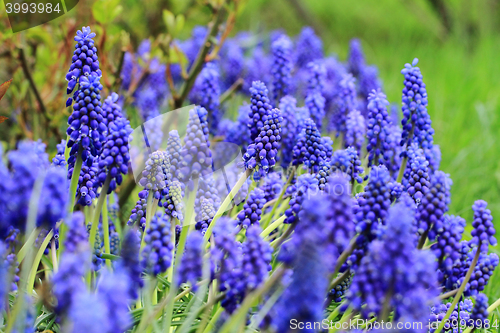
(271, 36, 293, 101)
(237, 188, 266, 228)
(248, 81, 273, 142)
(178, 232, 203, 290)
(292, 118, 326, 172)
(243, 109, 283, 174)
(141, 212, 174, 275)
(65, 27, 101, 98)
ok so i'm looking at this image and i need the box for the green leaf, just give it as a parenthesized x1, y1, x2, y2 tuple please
(175, 14, 185, 36)
(92, 0, 122, 24)
(163, 10, 176, 36)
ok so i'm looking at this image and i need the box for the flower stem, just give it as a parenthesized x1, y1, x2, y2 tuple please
(326, 301, 346, 321)
(102, 198, 112, 269)
(433, 248, 481, 333)
(438, 288, 458, 300)
(487, 296, 500, 313)
(201, 307, 223, 333)
(166, 218, 179, 284)
(140, 191, 155, 252)
(329, 306, 353, 333)
(261, 215, 286, 238)
(331, 235, 358, 279)
(16, 228, 38, 263)
(68, 146, 83, 213)
(271, 222, 296, 249)
(27, 229, 54, 294)
(51, 239, 58, 272)
(262, 167, 295, 229)
(329, 269, 351, 291)
(396, 155, 408, 184)
(89, 173, 111, 252)
(203, 169, 251, 244)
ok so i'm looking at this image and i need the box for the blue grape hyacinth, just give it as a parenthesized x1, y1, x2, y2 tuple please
(355, 165, 391, 237)
(294, 27, 323, 69)
(471, 293, 489, 328)
(139, 151, 168, 192)
(97, 268, 132, 332)
(292, 118, 326, 172)
(37, 166, 68, 230)
(67, 291, 110, 333)
(243, 108, 283, 175)
(347, 38, 365, 78)
(240, 224, 272, 290)
(329, 147, 365, 185)
(237, 187, 266, 228)
(127, 190, 148, 230)
(305, 61, 327, 129)
(97, 117, 132, 193)
(278, 96, 298, 166)
(417, 171, 452, 241)
(67, 74, 105, 162)
(471, 200, 497, 253)
(330, 74, 356, 136)
(284, 174, 318, 225)
(178, 106, 213, 181)
(349, 203, 439, 319)
(65, 26, 101, 98)
(248, 81, 273, 142)
(271, 35, 293, 101)
(118, 230, 144, 299)
(366, 89, 391, 166)
(400, 58, 434, 153)
(178, 232, 203, 290)
(142, 212, 173, 275)
(211, 217, 243, 313)
(275, 196, 330, 331)
(345, 109, 366, 154)
(102, 92, 124, 127)
(403, 143, 430, 203)
(7, 142, 43, 231)
(52, 250, 90, 316)
(433, 215, 465, 284)
(195, 198, 216, 235)
(192, 62, 221, 133)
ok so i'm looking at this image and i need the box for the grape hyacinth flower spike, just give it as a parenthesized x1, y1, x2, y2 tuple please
(97, 117, 132, 194)
(271, 35, 293, 101)
(178, 232, 203, 290)
(237, 187, 266, 229)
(66, 74, 105, 160)
(139, 151, 169, 193)
(248, 81, 272, 142)
(141, 212, 173, 276)
(366, 89, 391, 166)
(471, 200, 497, 253)
(305, 60, 326, 130)
(292, 118, 326, 172)
(398, 58, 434, 183)
(65, 26, 101, 101)
(243, 108, 283, 176)
(278, 95, 298, 167)
(178, 106, 213, 182)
